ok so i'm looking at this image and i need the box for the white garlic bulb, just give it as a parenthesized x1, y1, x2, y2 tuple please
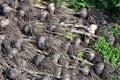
(86, 52, 95, 61)
(19, 10, 25, 17)
(0, 18, 9, 28)
(88, 29, 95, 34)
(87, 24, 98, 34)
(89, 52, 95, 60)
(38, 36, 46, 49)
(0, 35, 5, 40)
(88, 24, 98, 31)
(47, 3, 55, 13)
(39, 10, 48, 21)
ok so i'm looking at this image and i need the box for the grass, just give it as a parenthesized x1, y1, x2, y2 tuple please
(93, 37, 120, 80)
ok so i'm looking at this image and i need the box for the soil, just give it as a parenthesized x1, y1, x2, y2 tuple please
(0, 0, 119, 80)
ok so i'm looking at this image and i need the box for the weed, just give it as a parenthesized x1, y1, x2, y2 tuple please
(107, 24, 120, 38)
(77, 51, 87, 65)
(93, 37, 111, 62)
(77, 51, 84, 58)
(69, 0, 95, 10)
(60, 36, 67, 43)
(113, 24, 120, 38)
(51, 0, 95, 10)
(93, 37, 120, 79)
(51, 0, 120, 10)
(67, 33, 77, 40)
(51, 0, 120, 21)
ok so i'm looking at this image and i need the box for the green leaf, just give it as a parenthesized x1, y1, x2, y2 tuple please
(116, 3, 120, 7)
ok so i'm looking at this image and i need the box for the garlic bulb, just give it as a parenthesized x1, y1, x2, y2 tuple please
(33, 54, 45, 66)
(87, 24, 98, 34)
(14, 38, 23, 49)
(2, 4, 15, 13)
(86, 52, 95, 61)
(47, 3, 55, 13)
(88, 24, 98, 31)
(76, 8, 87, 18)
(94, 62, 104, 75)
(39, 10, 48, 21)
(0, 35, 5, 50)
(89, 52, 95, 60)
(19, 10, 25, 17)
(53, 67, 62, 77)
(0, 35, 5, 40)
(0, 18, 9, 28)
(48, 25, 56, 31)
(51, 53, 61, 63)
(80, 66, 90, 75)
(61, 73, 70, 80)
(38, 36, 46, 49)
(6, 68, 20, 79)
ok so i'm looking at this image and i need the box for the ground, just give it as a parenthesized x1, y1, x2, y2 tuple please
(0, 0, 119, 80)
